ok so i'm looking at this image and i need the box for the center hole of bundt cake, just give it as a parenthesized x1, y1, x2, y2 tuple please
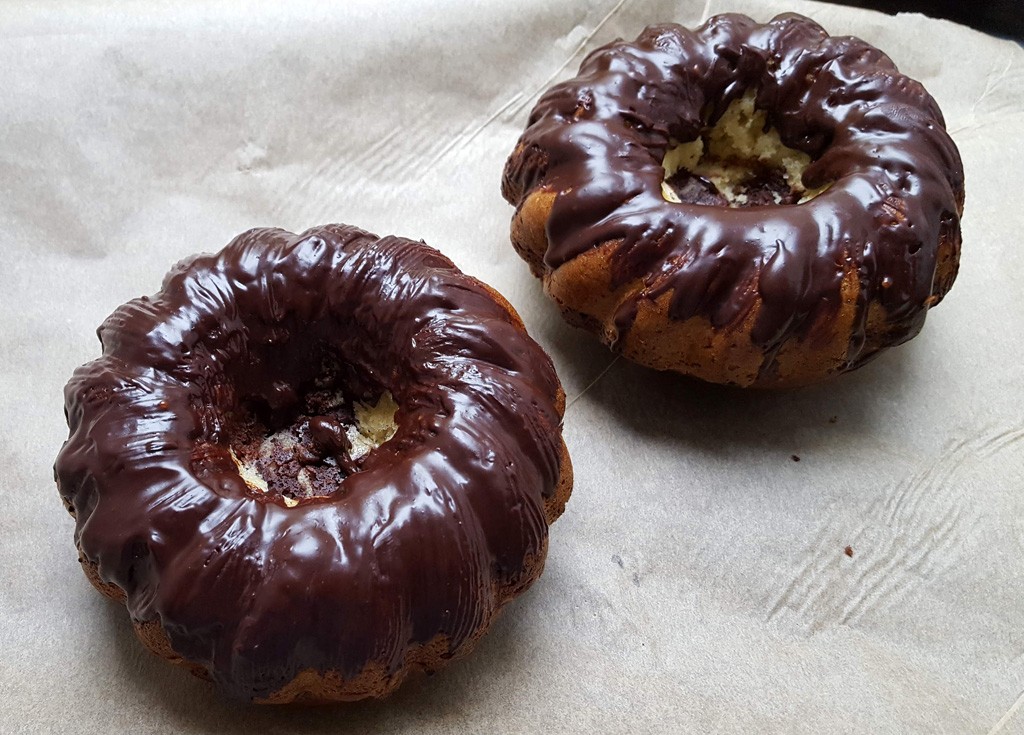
(221, 346, 399, 506)
(661, 92, 828, 207)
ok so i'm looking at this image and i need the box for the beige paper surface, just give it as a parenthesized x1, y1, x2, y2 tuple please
(3, 0, 1023, 732)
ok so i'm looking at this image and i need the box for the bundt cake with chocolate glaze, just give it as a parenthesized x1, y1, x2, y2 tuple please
(54, 224, 573, 703)
(502, 12, 964, 388)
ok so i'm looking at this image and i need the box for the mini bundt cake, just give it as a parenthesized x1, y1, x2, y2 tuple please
(55, 224, 573, 702)
(503, 12, 964, 388)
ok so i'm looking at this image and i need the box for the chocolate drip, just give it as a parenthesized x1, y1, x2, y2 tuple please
(305, 415, 359, 476)
(503, 13, 964, 372)
(54, 225, 567, 699)
(307, 416, 352, 458)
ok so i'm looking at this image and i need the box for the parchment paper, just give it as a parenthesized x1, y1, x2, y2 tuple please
(2, 0, 1023, 732)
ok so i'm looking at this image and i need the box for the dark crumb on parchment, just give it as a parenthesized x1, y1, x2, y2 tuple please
(844, 546, 854, 557)
(790, 454, 800, 462)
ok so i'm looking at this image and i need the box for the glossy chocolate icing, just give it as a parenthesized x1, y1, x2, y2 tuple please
(502, 13, 964, 374)
(55, 224, 567, 699)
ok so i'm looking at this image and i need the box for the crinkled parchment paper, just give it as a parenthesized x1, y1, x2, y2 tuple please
(2, 0, 1023, 732)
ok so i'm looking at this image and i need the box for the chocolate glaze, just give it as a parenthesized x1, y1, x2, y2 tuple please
(54, 225, 567, 700)
(502, 13, 964, 375)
